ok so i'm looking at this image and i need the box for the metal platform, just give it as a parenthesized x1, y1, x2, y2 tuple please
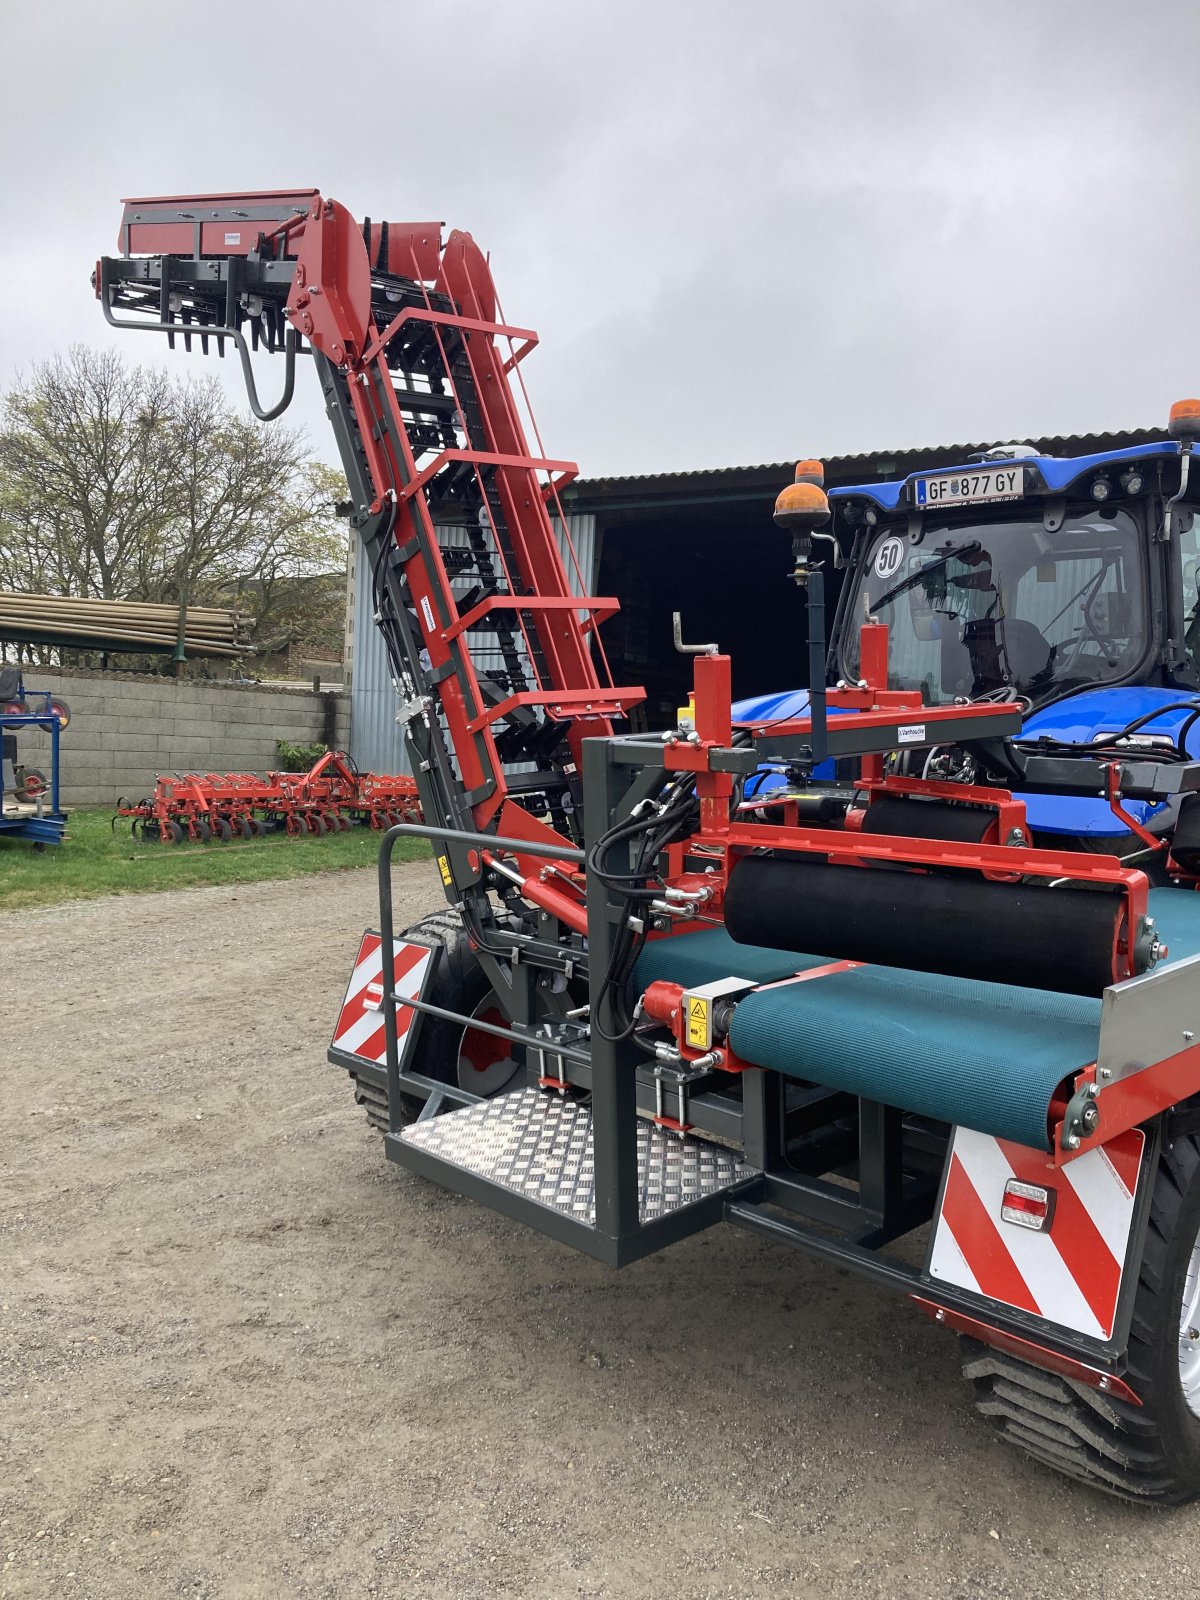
(397, 1085, 756, 1227)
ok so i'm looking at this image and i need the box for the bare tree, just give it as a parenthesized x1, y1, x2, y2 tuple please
(0, 347, 348, 656)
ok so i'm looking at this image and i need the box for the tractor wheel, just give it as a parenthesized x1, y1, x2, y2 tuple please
(194, 818, 213, 843)
(350, 910, 523, 1130)
(308, 813, 328, 836)
(964, 1125, 1200, 1502)
(164, 821, 185, 844)
(214, 818, 233, 843)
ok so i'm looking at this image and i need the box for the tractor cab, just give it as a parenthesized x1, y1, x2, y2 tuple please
(829, 436, 1200, 710)
(738, 408, 1200, 845)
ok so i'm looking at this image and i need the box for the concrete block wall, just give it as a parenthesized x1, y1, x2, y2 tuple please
(13, 670, 350, 807)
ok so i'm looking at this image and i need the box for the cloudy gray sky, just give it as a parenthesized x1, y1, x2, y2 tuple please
(2, 0, 1197, 477)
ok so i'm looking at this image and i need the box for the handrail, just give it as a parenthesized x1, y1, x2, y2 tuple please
(376, 820, 588, 1131)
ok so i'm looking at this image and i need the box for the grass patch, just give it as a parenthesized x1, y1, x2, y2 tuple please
(0, 808, 433, 913)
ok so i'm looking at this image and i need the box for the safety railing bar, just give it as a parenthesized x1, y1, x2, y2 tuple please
(394, 993, 592, 1066)
(380, 820, 585, 863)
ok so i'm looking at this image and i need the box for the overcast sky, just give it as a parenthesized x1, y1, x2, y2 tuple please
(2, 0, 1197, 478)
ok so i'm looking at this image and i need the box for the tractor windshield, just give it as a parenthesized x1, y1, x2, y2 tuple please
(842, 506, 1148, 705)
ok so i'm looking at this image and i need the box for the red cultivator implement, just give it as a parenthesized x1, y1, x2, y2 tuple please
(115, 750, 421, 843)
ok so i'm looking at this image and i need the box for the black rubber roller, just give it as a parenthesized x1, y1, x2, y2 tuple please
(724, 855, 1135, 997)
(860, 796, 995, 844)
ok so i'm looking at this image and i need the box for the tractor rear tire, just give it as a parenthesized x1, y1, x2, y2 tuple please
(963, 1125, 1200, 1502)
(349, 909, 521, 1131)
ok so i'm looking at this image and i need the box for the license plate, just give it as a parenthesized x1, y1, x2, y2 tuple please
(914, 465, 1024, 509)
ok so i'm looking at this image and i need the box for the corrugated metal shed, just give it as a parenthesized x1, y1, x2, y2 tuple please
(562, 428, 1165, 509)
(348, 514, 598, 776)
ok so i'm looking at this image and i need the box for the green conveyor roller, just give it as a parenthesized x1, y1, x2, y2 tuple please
(632, 887, 1200, 1151)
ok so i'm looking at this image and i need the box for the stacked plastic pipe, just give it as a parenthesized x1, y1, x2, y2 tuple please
(0, 592, 245, 657)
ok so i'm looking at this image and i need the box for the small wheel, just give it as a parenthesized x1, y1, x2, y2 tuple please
(164, 821, 185, 844)
(285, 814, 303, 836)
(1, 699, 25, 719)
(48, 697, 71, 730)
(236, 817, 254, 840)
(194, 818, 213, 843)
(250, 817, 266, 837)
(16, 768, 47, 800)
(356, 912, 527, 1128)
(215, 819, 233, 843)
(307, 813, 327, 835)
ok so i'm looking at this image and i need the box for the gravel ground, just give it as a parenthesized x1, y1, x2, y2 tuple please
(3, 864, 1199, 1599)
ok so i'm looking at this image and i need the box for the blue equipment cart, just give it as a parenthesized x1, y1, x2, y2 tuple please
(0, 669, 69, 848)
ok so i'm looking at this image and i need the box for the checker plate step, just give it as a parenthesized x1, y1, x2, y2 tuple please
(399, 1086, 757, 1224)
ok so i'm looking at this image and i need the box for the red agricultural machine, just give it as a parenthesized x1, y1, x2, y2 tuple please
(116, 750, 419, 842)
(97, 189, 1200, 1501)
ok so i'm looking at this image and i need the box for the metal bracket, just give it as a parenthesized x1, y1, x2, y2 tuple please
(100, 258, 298, 421)
(1060, 1079, 1101, 1151)
(672, 612, 718, 656)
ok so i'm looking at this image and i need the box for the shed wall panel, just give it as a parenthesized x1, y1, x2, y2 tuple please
(348, 515, 597, 776)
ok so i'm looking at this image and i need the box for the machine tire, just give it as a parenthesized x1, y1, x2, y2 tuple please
(164, 820, 184, 844)
(351, 909, 521, 1130)
(194, 818, 213, 843)
(16, 768, 47, 800)
(963, 1126, 1200, 1502)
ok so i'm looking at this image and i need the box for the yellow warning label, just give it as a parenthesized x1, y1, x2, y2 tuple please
(437, 854, 453, 887)
(685, 995, 710, 1050)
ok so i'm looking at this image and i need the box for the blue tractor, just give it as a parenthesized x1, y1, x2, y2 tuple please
(736, 403, 1200, 872)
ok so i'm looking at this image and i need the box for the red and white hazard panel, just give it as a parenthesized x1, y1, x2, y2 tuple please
(927, 1126, 1146, 1342)
(330, 932, 432, 1066)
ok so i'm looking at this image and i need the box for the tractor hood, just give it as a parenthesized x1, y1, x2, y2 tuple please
(732, 684, 1200, 836)
(1018, 685, 1199, 836)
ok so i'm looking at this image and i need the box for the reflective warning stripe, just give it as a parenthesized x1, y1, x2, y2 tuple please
(331, 934, 432, 1066)
(941, 1154, 1040, 1317)
(928, 1125, 1145, 1342)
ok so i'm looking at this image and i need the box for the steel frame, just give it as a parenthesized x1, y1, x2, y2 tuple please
(102, 188, 1200, 1408)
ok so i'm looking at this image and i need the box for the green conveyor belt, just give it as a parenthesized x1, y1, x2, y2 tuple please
(631, 887, 1200, 1151)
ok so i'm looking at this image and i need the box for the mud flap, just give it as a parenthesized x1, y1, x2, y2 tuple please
(327, 928, 435, 1078)
(925, 1125, 1148, 1345)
